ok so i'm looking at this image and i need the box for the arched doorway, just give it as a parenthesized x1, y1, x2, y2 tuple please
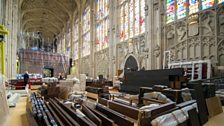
(43, 66, 54, 77)
(124, 55, 139, 74)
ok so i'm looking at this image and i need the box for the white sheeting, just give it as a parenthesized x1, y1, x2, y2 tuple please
(172, 110, 187, 124)
(7, 93, 21, 107)
(151, 113, 178, 126)
(144, 92, 172, 103)
(0, 75, 9, 126)
(151, 103, 199, 126)
(139, 104, 160, 110)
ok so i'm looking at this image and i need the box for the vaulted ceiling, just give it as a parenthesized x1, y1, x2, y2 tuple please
(20, 0, 85, 41)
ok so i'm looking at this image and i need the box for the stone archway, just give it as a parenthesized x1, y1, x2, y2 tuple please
(121, 54, 140, 74)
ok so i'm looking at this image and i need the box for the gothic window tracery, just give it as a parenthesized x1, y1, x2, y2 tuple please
(96, 0, 110, 51)
(201, 0, 214, 10)
(166, 0, 218, 24)
(166, 0, 175, 24)
(177, 0, 187, 19)
(140, 0, 145, 33)
(82, 7, 91, 57)
(189, 0, 199, 15)
(74, 22, 79, 60)
(119, 0, 145, 42)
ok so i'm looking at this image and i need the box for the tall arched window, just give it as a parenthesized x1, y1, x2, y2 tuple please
(189, 0, 199, 15)
(201, 0, 214, 10)
(166, 0, 175, 24)
(140, 0, 145, 33)
(119, 0, 145, 42)
(73, 21, 79, 60)
(66, 28, 71, 56)
(96, 0, 110, 51)
(82, 7, 91, 57)
(166, 0, 218, 24)
(177, 0, 187, 19)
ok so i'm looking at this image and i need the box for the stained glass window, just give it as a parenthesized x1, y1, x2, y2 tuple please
(96, 0, 109, 51)
(82, 32, 90, 57)
(82, 7, 91, 57)
(66, 29, 71, 47)
(124, 3, 129, 40)
(83, 7, 90, 34)
(74, 22, 79, 42)
(166, 0, 175, 24)
(120, 5, 125, 41)
(74, 42, 79, 60)
(189, 0, 199, 15)
(177, 0, 187, 19)
(218, 0, 224, 4)
(134, 0, 140, 35)
(140, 0, 145, 33)
(73, 21, 79, 60)
(119, 0, 145, 41)
(129, 0, 134, 38)
(201, 0, 214, 10)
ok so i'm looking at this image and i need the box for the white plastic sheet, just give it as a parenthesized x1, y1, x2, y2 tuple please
(151, 113, 178, 126)
(172, 109, 187, 124)
(0, 75, 9, 126)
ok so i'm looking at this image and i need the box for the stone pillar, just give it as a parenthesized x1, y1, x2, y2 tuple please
(150, 0, 162, 69)
(78, 5, 84, 75)
(90, 0, 96, 78)
(11, 0, 19, 78)
(145, 0, 153, 70)
(3, 0, 19, 79)
(109, 0, 117, 79)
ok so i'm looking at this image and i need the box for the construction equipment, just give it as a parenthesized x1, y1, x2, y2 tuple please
(0, 24, 9, 75)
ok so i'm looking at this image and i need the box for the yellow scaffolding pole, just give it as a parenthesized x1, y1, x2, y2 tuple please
(0, 24, 9, 75)
(0, 42, 5, 74)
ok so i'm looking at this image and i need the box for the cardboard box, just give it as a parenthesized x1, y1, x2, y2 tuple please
(206, 96, 223, 118)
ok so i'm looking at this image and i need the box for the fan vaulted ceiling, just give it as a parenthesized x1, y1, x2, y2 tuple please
(20, 0, 84, 41)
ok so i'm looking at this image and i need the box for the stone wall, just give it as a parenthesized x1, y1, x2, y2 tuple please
(95, 49, 109, 78)
(162, 2, 224, 68)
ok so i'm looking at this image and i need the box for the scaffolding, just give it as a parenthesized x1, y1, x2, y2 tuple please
(168, 60, 212, 81)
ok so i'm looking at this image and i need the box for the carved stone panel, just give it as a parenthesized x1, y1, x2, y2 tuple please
(166, 25, 175, 47)
(195, 43, 201, 60)
(218, 40, 224, 65)
(188, 38, 196, 60)
(81, 56, 90, 75)
(176, 21, 187, 42)
(182, 41, 187, 60)
(95, 49, 109, 78)
(116, 35, 148, 70)
(218, 7, 224, 36)
(188, 14, 199, 37)
(200, 11, 215, 35)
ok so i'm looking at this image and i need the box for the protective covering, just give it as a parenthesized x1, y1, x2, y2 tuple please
(151, 113, 178, 126)
(144, 92, 173, 103)
(0, 74, 9, 126)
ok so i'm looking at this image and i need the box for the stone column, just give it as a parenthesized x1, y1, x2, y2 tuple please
(151, 0, 162, 69)
(90, 0, 96, 78)
(78, 5, 84, 75)
(145, 0, 153, 70)
(109, 0, 117, 80)
(11, 0, 19, 78)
